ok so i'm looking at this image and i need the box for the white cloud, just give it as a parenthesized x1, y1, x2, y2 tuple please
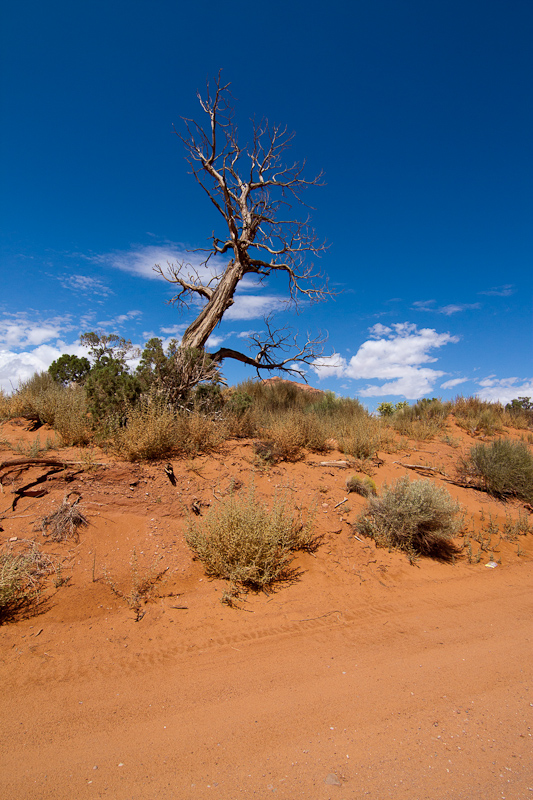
(224, 294, 287, 321)
(312, 323, 459, 399)
(476, 377, 533, 405)
(0, 342, 87, 393)
(440, 377, 468, 389)
(94, 244, 227, 282)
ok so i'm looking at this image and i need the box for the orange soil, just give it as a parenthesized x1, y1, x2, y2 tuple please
(0, 417, 532, 799)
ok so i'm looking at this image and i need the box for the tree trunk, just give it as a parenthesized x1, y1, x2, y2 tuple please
(180, 264, 241, 350)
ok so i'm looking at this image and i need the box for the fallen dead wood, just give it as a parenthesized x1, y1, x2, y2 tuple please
(315, 460, 350, 468)
(393, 461, 442, 474)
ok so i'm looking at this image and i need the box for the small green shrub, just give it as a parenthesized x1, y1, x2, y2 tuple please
(459, 439, 533, 502)
(346, 475, 377, 497)
(186, 487, 320, 594)
(355, 476, 462, 561)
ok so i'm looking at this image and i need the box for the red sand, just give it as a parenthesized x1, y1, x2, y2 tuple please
(1, 418, 532, 799)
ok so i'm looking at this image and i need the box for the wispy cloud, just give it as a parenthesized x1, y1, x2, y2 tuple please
(313, 322, 459, 399)
(440, 377, 468, 389)
(412, 299, 480, 315)
(479, 285, 514, 297)
(92, 244, 227, 282)
(96, 310, 142, 328)
(57, 274, 113, 297)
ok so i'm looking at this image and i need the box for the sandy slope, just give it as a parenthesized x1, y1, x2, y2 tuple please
(0, 418, 532, 799)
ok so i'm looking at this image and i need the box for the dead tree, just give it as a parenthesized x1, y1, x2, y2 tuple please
(154, 74, 330, 378)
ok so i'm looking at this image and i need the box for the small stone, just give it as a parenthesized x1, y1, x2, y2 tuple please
(9, 536, 17, 542)
(324, 773, 342, 786)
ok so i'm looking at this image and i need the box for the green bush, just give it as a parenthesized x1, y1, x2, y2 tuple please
(84, 360, 142, 424)
(186, 487, 319, 593)
(346, 475, 377, 497)
(355, 476, 462, 561)
(460, 439, 533, 502)
(48, 354, 91, 385)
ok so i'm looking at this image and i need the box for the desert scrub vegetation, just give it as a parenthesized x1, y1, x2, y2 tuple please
(354, 476, 462, 561)
(459, 438, 533, 503)
(381, 398, 451, 441)
(186, 486, 320, 600)
(0, 540, 57, 623)
(346, 474, 377, 497)
(102, 548, 169, 621)
(452, 396, 505, 437)
(38, 497, 88, 543)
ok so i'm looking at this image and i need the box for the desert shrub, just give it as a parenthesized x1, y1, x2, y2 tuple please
(52, 384, 92, 445)
(175, 409, 228, 456)
(388, 398, 450, 440)
(337, 415, 390, 459)
(453, 396, 504, 436)
(111, 394, 179, 460)
(346, 475, 377, 497)
(102, 548, 168, 621)
(504, 397, 533, 430)
(186, 486, 319, 594)
(0, 541, 55, 623)
(355, 476, 462, 561)
(137, 338, 222, 409)
(459, 439, 533, 502)
(12, 372, 66, 426)
(225, 390, 254, 417)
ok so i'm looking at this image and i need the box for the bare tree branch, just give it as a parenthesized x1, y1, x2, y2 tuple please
(157, 72, 332, 374)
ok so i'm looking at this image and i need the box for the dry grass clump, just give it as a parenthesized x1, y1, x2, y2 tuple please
(452, 396, 504, 437)
(337, 415, 390, 459)
(39, 498, 88, 542)
(0, 541, 56, 623)
(52, 385, 92, 446)
(388, 399, 450, 441)
(346, 475, 377, 497)
(112, 395, 179, 460)
(354, 476, 462, 561)
(459, 438, 533, 502)
(176, 410, 228, 456)
(186, 486, 320, 598)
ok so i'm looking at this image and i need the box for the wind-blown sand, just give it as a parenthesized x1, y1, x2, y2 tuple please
(1, 418, 531, 799)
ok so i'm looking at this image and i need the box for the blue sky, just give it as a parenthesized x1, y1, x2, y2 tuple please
(1, 0, 531, 409)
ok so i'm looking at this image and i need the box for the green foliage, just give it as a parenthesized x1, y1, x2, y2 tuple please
(346, 475, 377, 497)
(377, 401, 409, 417)
(460, 439, 533, 502)
(186, 486, 319, 594)
(48, 354, 91, 385)
(355, 476, 462, 561)
(84, 360, 142, 424)
(80, 331, 139, 364)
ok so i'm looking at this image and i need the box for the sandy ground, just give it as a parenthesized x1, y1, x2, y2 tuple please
(0, 417, 532, 799)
